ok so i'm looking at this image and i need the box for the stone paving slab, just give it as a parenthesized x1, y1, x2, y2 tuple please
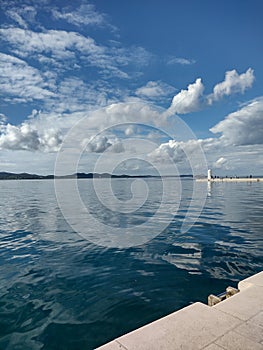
(238, 271, 263, 289)
(115, 303, 241, 350)
(234, 319, 263, 344)
(215, 330, 263, 350)
(214, 284, 263, 321)
(249, 311, 263, 328)
(203, 344, 225, 350)
(96, 271, 263, 350)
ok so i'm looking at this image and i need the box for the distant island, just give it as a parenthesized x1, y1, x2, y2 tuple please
(0, 172, 193, 180)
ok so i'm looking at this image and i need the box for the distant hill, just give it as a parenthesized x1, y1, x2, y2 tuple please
(0, 172, 193, 180)
(0, 172, 51, 180)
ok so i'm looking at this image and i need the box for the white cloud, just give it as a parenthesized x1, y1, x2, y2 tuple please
(0, 121, 62, 152)
(164, 78, 204, 116)
(0, 27, 151, 79)
(0, 52, 129, 111)
(149, 138, 218, 164)
(52, 77, 108, 113)
(0, 28, 104, 60)
(0, 12, 260, 176)
(162, 69, 254, 118)
(149, 139, 187, 163)
(10, 6, 36, 26)
(12, 101, 163, 154)
(148, 136, 263, 175)
(2, 1, 111, 30)
(51, 4, 111, 28)
(0, 114, 7, 125)
(167, 57, 195, 65)
(210, 97, 263, 146)
(84, 135, 124, 153)
(6, 9, 28, 28)
(125, 125, 136, 136)
(150, 95, 263, 174)
(1, 95, 262, 175)
(0, 53, 55, 102)
(103, 100, 163, 128)
(208, 68, 254, 103)
(135, 81, 175, 99)
(214, 157, 228, 169)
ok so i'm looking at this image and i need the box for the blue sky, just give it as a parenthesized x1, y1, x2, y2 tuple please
(0, 0, 263, 175)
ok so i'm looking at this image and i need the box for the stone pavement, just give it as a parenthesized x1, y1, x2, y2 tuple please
(96, 271, 263, 350)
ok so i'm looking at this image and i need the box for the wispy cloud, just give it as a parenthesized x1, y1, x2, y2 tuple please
(4, 5, 37, 29)
(0, 51, 131, 111)
(0, 53, 55, 103)
(51, 4, 115, 30)
(0, 114, 7, 125)
(0, 27, 151, 79)
(0, 28, 104, 60)
(167, 56, 196, 65)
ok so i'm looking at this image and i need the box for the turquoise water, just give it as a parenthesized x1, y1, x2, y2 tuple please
(0, 179, 262, 349)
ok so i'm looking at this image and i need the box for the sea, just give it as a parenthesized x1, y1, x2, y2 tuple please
(0, 178, 262, 349)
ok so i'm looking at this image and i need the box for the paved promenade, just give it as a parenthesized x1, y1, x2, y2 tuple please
(96, 271, 263, 350)
(196, 177, 262, 182)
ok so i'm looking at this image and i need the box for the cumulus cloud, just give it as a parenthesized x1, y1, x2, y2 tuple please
(135, 81, 176, 99)
(153, 94, 263, 168)
(149, 138, 218, 164)
(0, 122, 62, 152)
(164, 78, 204, 116)
(150, 96, 263, 173)
(148, 134, 263, 175)
(0, 4, 259, 175)
(103, 101, 162, 126)
(162, 69, 254, 118)
(208, 68, 254, 103)
(210, 97, 263, 146)
(84, 135, 124, 153)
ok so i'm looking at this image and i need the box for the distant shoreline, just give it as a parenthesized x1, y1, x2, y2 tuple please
(1, 172, 262, 181)
(0, 172, 193, 180)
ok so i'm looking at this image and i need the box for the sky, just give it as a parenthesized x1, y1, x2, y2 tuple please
(0, 0, 263, 176)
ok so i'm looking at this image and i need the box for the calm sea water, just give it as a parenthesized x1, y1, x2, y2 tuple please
(0, 179, 262, 349)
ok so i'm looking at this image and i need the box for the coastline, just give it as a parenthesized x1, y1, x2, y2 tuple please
(96, 271, 263, 350)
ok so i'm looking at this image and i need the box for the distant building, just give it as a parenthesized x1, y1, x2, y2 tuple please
(208, 169, 212, 180)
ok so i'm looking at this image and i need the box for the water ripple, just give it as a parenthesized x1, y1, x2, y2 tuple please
(0, 179, 262, 349)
